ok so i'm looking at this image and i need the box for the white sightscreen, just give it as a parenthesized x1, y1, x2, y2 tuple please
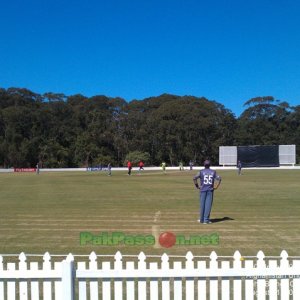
(219, 145, 296, 166)
(219, 146, 237, 165)
(279, 145, 296, 164)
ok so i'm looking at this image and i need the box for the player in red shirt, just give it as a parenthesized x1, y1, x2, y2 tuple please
(127, 161, 132, 175)
(139, 161, 144, 172)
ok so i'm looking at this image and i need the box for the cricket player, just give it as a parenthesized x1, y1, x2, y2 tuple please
(36, 163, 40, 175)
(237, 160, 242, 175)
(179, 161, 184, 171)
(127, 161, 132, 175)
(189, 160, 194, 171)
(107, 163, 112, 176)
(139, 161, 144, 172)
(193, 160, 221, 224)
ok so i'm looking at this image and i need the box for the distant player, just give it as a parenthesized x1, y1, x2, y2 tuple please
(189, 160, 194, 171)
(127, 161, 132, 175)
(161, 162, 166, 173)
(237, 160, 242, 175)
(107, 163, 112, 176)
(36, 163, 40, 175)
(179, 161, 184, 171)
(139, 161, 144, 172)
(193, 160, 221, 224)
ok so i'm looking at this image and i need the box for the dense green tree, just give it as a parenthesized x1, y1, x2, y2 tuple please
(146, 96, 236, 165)
(286, 105, 300, 161)
(124, 151, 150, 166)
(0, 88, 298, 167)
(235, 96, 291, 145)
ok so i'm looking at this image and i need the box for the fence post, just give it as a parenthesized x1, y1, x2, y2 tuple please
(185, 252, 194, 300)
(161, 253, 170, 300)
(138, 252, 147, 300)
(19, 252, 28, 300)
(114, 251, 123, 300)
(256, 251, 266, 300)
(43, 252, 52, 300)
(279, 250, 290, 299)
(209, 251, 218, 299)
(233, 251, 242, 300)
(61, 254, 75, 300)
(89, 252, 99, 299)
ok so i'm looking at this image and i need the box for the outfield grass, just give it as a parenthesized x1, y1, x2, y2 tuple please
(0, 169, 299, 256)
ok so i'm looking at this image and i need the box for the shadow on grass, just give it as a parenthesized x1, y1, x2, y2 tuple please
(210, 217, 234, 223)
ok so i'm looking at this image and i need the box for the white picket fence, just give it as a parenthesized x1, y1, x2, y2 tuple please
(0, 250, 300, 299)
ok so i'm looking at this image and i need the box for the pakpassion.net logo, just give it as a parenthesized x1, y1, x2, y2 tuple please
(80, 231, 219, 248)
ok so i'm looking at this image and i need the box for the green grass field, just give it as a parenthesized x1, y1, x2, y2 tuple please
(0, 169, 299, 257)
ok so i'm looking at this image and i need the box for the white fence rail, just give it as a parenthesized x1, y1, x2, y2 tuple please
(0, 251, 300, 299)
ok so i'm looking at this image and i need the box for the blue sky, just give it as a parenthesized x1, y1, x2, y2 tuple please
(1, 0, 300, 116)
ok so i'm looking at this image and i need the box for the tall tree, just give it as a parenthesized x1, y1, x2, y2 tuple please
(235, 96, 291, 145)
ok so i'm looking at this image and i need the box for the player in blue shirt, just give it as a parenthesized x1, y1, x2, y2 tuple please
(107, 163, 112, 176)
(237, 160, 242, 175)
(193, 160, 221, 224)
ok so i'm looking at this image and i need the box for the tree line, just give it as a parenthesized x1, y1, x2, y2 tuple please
(0, 88, 299, 168)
